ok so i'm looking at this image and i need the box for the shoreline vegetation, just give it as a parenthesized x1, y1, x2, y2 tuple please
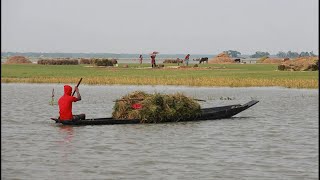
(1, 63, 318, 89)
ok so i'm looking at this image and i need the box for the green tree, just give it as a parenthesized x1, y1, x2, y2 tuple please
(224, 50, 241, 57)
(276, 51, 287, 58)
(250, 51, 270, 58)
(299, 52, 310, 57)
(287, 51, 299, 58)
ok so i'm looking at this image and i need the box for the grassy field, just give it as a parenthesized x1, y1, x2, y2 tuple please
(1, 63, 318, 88)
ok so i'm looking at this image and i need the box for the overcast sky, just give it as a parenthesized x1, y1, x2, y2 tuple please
(1, 0, 319, 54)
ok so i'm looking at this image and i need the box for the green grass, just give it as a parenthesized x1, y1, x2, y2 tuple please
(1, 63, 318, 88)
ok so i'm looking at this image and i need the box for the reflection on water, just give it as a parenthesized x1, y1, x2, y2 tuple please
(1, 83, 319, 179)
(58, 126, 74, 143)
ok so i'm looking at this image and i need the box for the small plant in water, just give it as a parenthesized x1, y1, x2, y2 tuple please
(219, 96, 235, 100)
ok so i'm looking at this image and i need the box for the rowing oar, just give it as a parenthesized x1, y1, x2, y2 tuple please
(72, 78, 83, 96)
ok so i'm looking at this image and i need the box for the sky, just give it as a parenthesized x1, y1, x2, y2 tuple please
(1, 0, 319, 55)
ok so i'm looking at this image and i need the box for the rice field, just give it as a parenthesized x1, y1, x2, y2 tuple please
(1, 63, 318, 88)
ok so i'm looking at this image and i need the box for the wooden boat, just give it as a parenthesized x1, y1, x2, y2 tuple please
(50, 100, 259, 126)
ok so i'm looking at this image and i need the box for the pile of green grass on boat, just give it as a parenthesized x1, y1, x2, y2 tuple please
(112, 91, 201, 123)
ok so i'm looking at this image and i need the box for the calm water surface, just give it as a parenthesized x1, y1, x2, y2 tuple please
(1, 84, 318, 180)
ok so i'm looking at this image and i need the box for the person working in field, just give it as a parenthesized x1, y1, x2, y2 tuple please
(58, 85, 85, 124)
(184, 54, 190, 66)
(139, 54, 143, 64)
(151, 53, 156, 68)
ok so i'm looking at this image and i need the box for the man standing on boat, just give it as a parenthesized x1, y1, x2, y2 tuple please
(58, 85, 84, 124)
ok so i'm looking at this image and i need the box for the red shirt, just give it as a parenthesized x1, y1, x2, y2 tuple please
(58, 85, 79, 120)
(185, 54, 190, 60)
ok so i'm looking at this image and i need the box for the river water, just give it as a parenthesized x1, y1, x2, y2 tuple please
(1, 84, 318, 180)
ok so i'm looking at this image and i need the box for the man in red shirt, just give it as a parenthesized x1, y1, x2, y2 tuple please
(58, 85, 84, 124)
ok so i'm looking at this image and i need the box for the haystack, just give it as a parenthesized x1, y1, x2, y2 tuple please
(257, 57, 283, 64)
(112, 91, 201, 123)
(208, 52, 234, 64)
(278, 56, 318, 71)
(5, 56, 32, 64)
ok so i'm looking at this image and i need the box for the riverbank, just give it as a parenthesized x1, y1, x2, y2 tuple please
(1, 63, 318, 89)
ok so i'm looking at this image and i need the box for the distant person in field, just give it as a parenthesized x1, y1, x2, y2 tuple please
(139, 54, 143, 64)
(151, 54, 156, 68)
(58, 85, 85, 124)
(184, 54, 190, 66)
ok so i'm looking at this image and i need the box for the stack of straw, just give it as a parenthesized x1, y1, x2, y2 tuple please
(112, 91, 201, 123)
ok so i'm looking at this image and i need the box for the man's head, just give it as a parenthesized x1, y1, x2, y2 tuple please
(64, 85, 72, 95)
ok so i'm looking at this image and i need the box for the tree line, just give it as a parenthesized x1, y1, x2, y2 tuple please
(223, 50, 317, 58)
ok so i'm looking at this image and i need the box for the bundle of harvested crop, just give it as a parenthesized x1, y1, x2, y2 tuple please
(112, 91, 201, 123)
